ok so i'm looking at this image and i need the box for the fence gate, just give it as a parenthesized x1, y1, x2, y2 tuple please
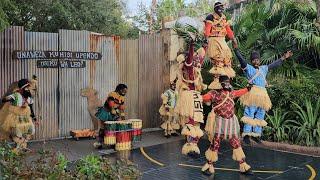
(0, 26, 166, 140)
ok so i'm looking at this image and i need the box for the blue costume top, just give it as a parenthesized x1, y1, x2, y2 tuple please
(244, 64, 268, 88)
(234, 49, 283, 88)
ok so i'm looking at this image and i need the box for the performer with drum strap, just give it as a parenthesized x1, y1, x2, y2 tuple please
(233, 45, 293, 144)
(94, 84, 128, 149)
(202, 75, 253, 175)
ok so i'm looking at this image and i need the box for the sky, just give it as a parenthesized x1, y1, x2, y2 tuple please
(125, 0, 196, 15)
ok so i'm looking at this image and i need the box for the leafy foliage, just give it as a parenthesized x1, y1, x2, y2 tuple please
(290, 99, 320, 146)
(264, 108, 291, 142)
(1, 0, 139, 38)
(234, 0, 320, 71)
(0, 143, 141, 179)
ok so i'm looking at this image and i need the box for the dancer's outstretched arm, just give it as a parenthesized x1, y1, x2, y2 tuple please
(268, 50, 293, 70)
(234, 48, 248, 69)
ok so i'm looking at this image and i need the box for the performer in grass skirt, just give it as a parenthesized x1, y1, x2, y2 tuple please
(94, 84, 128, 149)
(202, 75, 253, 175)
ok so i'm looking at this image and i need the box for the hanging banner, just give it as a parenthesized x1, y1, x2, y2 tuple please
(37, 60, 86, 68)
(13, 50, 102, 60)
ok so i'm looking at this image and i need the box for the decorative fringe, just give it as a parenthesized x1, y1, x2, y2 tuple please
(176, 54, 185, 63)
(161, 94, 168, 105)
(175, 91, 194, 117)
(196, 47, 206, 57)
(170, 63, 179, 83)
(205, 111, 216, 141)
(241, 116, 257, 126)
(179, 116, 188, 127)
(194, 111, 204, 124)
(232, 147, 246, 161)
(208, 81, 222, 90)
(0, 103, 33, 140)
(194, 125, 204, 138)
(257, 119, 268, 127)
(201, 163, 215, 174)
(181, 142, 200, 155)
(224, 66, 236, 78)
(209, 67, 226, 75)
(239, 86, 272, 111)
(241, 116, 268, 127)
(194, 70, 207, 92)
(207, 37, 232, 61)
(242, 132, 261, 137)
(159, 106, 167, 116)
(181, 124, 195, 137)
(205, 148, 218, 162)
(239, 162, 251, 173)
(171, 122, 180, 130)
(160, 121, 173, 131)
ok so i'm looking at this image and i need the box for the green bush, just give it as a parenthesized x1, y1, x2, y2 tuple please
(0, 143, 141, 179)
(290, 99, 320, 146)
(263, 108, 291, 142)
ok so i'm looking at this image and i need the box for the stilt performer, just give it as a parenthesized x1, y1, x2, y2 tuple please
(0, 79, 37, 152)
(159, 80, 180, 137)
(233, 46, 293, 144)
(175, 42, 207, 157)
(202, 75, 253, 175)
(204, 2, 238, 89)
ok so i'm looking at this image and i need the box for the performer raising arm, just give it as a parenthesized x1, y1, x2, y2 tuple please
(233, 45, 293, 144)
(202, 75, 253, 175)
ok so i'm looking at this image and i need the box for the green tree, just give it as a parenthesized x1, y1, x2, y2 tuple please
(0, 0, 15, 31)
(233, 0, 320, 71)
(2, 0, 137, 38)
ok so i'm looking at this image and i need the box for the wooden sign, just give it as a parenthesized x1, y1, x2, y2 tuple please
(37, 60, 86, 68)
(13, 51, 102, 60)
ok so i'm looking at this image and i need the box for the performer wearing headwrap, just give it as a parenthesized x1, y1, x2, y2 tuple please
(159, 80, 180, 137)
(234, 47, 293, 144)
(175, 42, 207, 157)
(202, 75, 253, 175)
(0, 79, 37, 152)
(94, 84, 128, 149)
(204, 2, 238, 89)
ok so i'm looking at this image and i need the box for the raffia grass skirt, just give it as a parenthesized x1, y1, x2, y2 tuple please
(174, 90, 203, 123)
(239, 85, 272, 111)
(0, 103, 34, 139)
(207, 37, 232, 65)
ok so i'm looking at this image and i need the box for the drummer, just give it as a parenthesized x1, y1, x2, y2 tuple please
(94, 84, 128, 149)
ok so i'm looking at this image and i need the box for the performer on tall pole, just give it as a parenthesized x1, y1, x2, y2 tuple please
(204, 2, 238, 89)
(175, 42, 207, 157)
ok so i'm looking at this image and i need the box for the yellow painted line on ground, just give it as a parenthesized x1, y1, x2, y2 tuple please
(306, 164, 316, 180)
(140, 147, 165, 167)
(178, 163, 283, 174)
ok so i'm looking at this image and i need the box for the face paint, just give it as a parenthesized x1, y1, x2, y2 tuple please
(221, 79, 233, 91)
(22, 89, 32, 98)
(119, 88, 127, 96)
(170, 84, 176, 90)
(214, 5, 224, 15)
(252, 58, 261, 68)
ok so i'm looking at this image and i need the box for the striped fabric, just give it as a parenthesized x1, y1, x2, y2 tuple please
(213, 115, 240, 139)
